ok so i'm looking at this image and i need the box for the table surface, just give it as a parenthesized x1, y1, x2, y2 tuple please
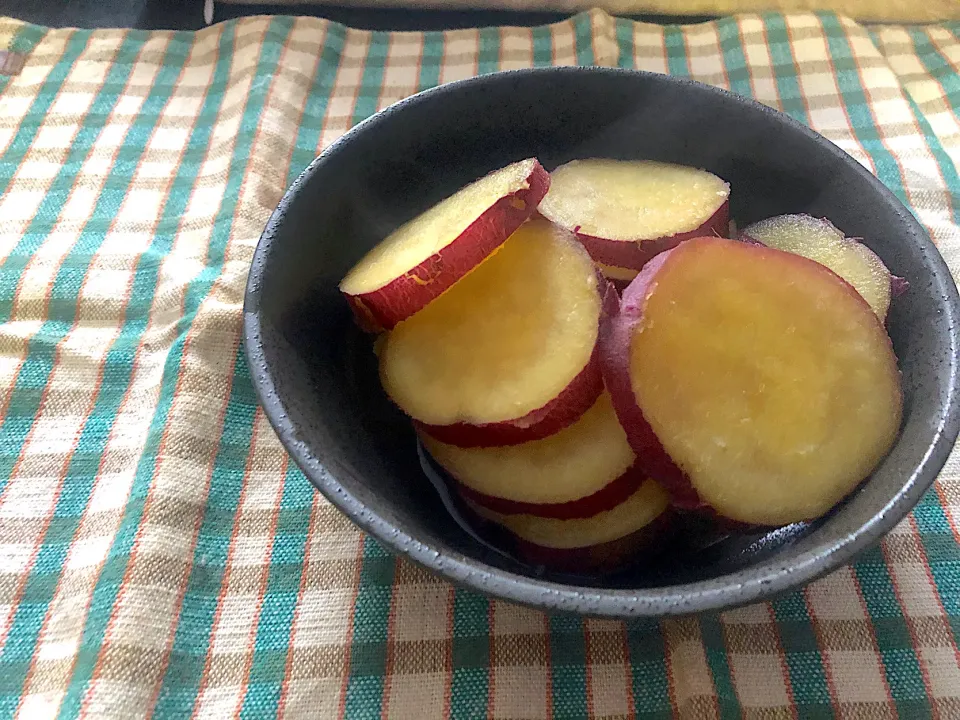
(0, 8, 959, 719)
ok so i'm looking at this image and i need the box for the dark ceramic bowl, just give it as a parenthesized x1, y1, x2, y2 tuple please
(244, 67, 960, 617)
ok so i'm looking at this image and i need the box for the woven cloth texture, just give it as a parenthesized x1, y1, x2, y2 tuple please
(1, 9, 960, 719)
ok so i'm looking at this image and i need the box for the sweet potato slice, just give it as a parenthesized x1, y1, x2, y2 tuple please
(472, 479, 669, 549)
(465, 480, 671, 571)
(421, 391, 640, 516)
(413, 345, 603, 448)
(538, 159, 729, 269)
(741, 214, 903, 319)
(380, 217, 604, 446)
(340, 158, 549, 331)
(600, 237, 902, 526)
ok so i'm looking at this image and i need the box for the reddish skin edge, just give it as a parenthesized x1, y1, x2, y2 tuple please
(890, 274, 910, 298)
(453, 463, 647, 520)
(737, 232, 764, 247)
(460, 501, 676, 572)
(415, 344, 602, 447)
(598, 258, 706, 510)
(601, 238, 903, 524)
(414, 276, 613, 448)
(599, 261, 784, 530)
(566, 199, 729, 270)
(344, 161, 551, 332)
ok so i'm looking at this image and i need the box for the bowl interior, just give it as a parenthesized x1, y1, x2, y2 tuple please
(245, 68, 960, 615)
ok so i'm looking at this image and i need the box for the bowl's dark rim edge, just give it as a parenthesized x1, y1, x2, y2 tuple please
(242, 66, 960, 618)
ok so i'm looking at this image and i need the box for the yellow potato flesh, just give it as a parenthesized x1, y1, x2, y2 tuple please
(340, 158, 537, 295)
(380, 219, 600, 425)
(630, 240, 901, 525)
(540, 159, 728, 240)
(746, 215, 891, 318)
(421, 392, 634, 504)
(472, 480, 669, 549)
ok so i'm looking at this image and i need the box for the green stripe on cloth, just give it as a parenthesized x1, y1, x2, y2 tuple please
(343, 539, 395, 718)
(419, 31, 444, 91)
(912, 496, 960, 618)
(0, 30, 146, 480)
(854, 545, 934, 719)
(625, 620, 672, 718)
(449, 590, 490, 719)
(614, 17, 634, 69)
(532, 24, 553, 68)
(341, 27, 412, 718)
(897, 28, 960, 223)
(353, 31, 389, 123)
(56, 18, 292, 716)
(818, 15, 907, 194)
(297, 21, 347, 159)
(0, 31, 93, 325)
(152, 346, 261, 716)
(771, 593, 834, 714)
(663, 25, 690, 78)
(763, 14, 810, 123)
(574, 12, 595, 66)
(477, 26, 499, 75)
(715, 17, 753, 98)
(235, 23, 346, 717)
(237, 477, 315, 718)
(548, 615, 588, 719)
(906, 27, 960, 106)
(0, 30, 149, 712)
(699, 616, 742, 718)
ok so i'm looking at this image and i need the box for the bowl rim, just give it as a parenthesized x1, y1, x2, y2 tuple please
(243, 66, 960, 617)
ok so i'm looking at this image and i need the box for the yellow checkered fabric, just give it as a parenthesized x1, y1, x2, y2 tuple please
(0, 9, 959, 718)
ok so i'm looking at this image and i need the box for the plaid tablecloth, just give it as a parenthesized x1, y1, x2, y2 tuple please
(1, 9, 959, 719)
